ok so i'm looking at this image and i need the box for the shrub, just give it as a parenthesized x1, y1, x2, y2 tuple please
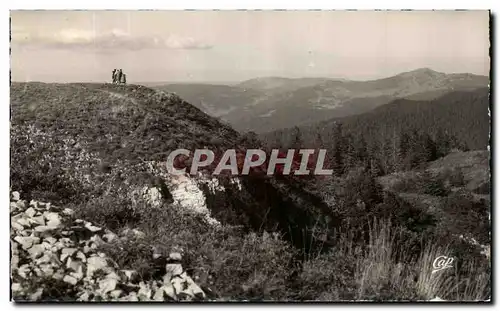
(421, 171, 449, 197)
(440, 192, 490, 245)
(447, 168, 466, 187)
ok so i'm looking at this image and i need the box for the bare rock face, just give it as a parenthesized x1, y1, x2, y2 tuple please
(10, 191, 206, 302)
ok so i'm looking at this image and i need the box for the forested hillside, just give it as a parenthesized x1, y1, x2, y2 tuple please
(263, 87, 490, 176)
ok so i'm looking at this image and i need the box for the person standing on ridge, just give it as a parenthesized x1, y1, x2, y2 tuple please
(117, 69, 123, 85)
(112, 69, 117, 84)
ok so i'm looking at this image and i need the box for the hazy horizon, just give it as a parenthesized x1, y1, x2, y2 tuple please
(10, 67, 489, 85)
(11, 10, 490, 83)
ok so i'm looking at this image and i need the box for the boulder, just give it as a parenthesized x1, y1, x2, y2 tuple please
(63, 275, 78, 285)
(45, 213, 62, 228)
(85, 222, 102, 232)
(153, 288, 165, 301)
(14, 236, 40, 250)
(169, 252, 182, 261)
(165, 263, 183, 278)
(87, 257, 108, 277)
(98, 278, 117, 294)
(11, 191, 20, 201)
(28, 244, 45, 259)
(25, 207, 37, 218)
(62, 208, 74, 216)
(110, 289, 123, 299)
(31, 216, 46, 226)
(138, 283, 153, 301)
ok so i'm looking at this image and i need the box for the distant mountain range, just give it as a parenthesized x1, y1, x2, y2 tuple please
(152, 68, 489, 133)
(262, 87, 490, 152)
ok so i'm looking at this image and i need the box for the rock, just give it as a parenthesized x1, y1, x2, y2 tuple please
(16, 217, 31, 227)
(41, 242, 53, 250)
(169, 252, 182, 261)
(121, 270, 137, 282)
(87, 257, 108, 276)
(11, 254, 19, 270)
(45, 212, 61, 228)
(61, 247, 77, 256)
(63, 275, 78, 285)
(10, 202, 20, 213)
(52, 269, 65, 280)
(25, 207, 37, 217)
(85, 222, 102, 232)
(90, 235, 105, 245)
(98, 278, 117, 294)
(36, 252, 56, 265)
(39, 264, 54, 277)
(11, 212, 23, 221)
(28, 244, 45, 259)
(67, 259, 84, 275)
(17, 264, 31, 278)
(30, 216, 45, 226)
(132, 229, 145, 239)
(11, 221, 24, 231)
(138, 283, 152, 300)
(126, 292, 139, 301)
(161, 284, 177, 300)
(59, 237, 73, 247)
(153, 288, 165, 301)
(14, 236, 39, 250)
(33, 266, 44, 278)
(60, 248, 77, 261)
(11, 283, 22, 293)
(29, 288, 44, 301)
(34, 226, 53, 233)
(15, 201, 26, 210)
(44, 237, 57, 245)
(110, 290, 123, 299)
(62, 208, 74, 216)
(120, 228, 131, 236)
(18, 229, 31, 237)
(106, 272, 121, 281)
(184, 275, 205, 299)
(11, 241, 19, 254)
(165, 263, 183, 277)
(77, 291, 90, 302)
(11, 191, 20, 201)
(171, 277, 184, 295)
(29, 200, 38, 208)
(76, 251, 86, 263)
(103, 232, 117, 243)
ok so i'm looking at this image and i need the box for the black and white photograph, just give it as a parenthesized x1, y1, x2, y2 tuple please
(9, 9, 491, 302)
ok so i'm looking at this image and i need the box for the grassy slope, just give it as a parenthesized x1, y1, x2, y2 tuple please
(378, 150, 491, 245)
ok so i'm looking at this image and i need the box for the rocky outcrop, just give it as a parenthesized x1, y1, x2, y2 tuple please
(10, 191, 205, 302)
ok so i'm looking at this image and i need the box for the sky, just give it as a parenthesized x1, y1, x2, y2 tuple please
(10, 10, 490, 83)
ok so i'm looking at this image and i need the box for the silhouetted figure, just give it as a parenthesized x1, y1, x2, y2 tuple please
(121, 73, 127, 85)
(117, 69, 123, 85)
(112, 69, 117, 84)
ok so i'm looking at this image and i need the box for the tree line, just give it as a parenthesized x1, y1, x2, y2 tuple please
(264, 123, 469, 178)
